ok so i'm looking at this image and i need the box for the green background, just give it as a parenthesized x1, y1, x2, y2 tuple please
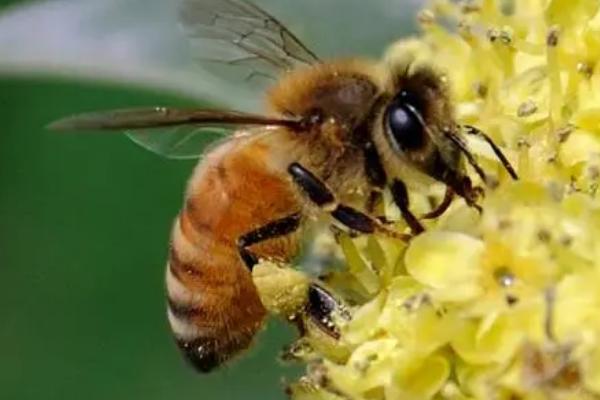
(0, 76, 299, 400)
(0, 1, 300, 399)
(0, 0, 304, 395)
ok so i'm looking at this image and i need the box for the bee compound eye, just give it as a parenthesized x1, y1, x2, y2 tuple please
(306, 284, 346, 339)
(385, 98, 425, 152)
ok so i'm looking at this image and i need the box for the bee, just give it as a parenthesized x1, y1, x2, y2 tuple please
(49, 0, 518, 373)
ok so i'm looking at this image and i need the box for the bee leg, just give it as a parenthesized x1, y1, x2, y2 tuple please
(305, 284, 349, 339)
(280, 284, 349, 359)
(364, 190, 399, 226)
(288, 162, 410, 241)
(237, 212, 302, 270)
(456, 175, 484, 214)
(365, 190, 383, 215)
(422, 186, 455, 219)
(390, 179, 425, 234)
(363, 140, 387, 215)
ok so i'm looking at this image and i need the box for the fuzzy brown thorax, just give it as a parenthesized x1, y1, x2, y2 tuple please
(266, 56, 468, 200)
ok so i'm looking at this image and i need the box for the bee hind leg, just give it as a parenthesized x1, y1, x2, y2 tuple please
(305, 284, 349, 339)
(237, 212, 303, 270)
(287, 162, 410, 242)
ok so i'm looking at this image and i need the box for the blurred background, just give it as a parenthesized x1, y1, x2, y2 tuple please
(0, 0, 416, 399)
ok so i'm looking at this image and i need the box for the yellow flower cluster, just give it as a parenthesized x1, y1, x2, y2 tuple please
(255, 0, 600, 399)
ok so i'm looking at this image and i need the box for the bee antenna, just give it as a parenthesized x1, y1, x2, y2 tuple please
(444, 130, 493, 187)
(462, 125, 519, 180)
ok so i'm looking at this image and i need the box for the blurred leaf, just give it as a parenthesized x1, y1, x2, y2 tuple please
(0, 0, 419, 110)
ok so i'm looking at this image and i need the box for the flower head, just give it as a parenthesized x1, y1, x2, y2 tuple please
(254, 1, 600, 399)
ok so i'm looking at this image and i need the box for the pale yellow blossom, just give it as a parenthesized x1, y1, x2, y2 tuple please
(257, 1, 600, 398)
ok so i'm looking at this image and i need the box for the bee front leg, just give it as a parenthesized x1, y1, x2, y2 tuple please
(237, 212, 302, 270)
(422, 186, 455, 219)
(287, 162, 410, 242)
(363, 141, 423, 234)
(390, 179, 425, 234)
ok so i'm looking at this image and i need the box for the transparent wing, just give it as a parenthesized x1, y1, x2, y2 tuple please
(49, 107, 300, 159)
(125, 126, 228, 159)
(44, 0, 322, 159)
(179, 0, 320, 94)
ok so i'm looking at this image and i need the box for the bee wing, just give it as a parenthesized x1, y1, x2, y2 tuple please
(49, 107, 300, 159)
(179, 0, 320, 98)
(48, 0, 319, 159)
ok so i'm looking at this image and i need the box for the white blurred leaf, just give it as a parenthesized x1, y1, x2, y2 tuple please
(0, 0, 420, 110)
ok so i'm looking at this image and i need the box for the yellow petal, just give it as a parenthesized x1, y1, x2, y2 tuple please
(405, 232, 485, 302)
(452, 313, 524, 365)
(387, 355, 451, 400)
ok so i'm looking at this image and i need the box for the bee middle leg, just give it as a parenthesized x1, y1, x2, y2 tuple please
(237, 212, 302, 270)
(365, 190, 383, 215)
(363, 140, 386, 216)
(287, 162, 410, 241)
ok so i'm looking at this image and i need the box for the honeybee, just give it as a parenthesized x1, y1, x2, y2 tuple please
(50, 0, 518, 373)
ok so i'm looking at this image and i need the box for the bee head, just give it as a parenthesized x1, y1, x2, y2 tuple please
(365, 59, 482, 204)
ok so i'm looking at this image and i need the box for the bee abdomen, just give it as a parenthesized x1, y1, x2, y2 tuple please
(175, 338, 221, 373)
(167, 297, 245, 373)
(166, 286, 223, 372)
(164, 137, 302, 372)
(166, 210, 267, 372)
(173, 333, 257, 373)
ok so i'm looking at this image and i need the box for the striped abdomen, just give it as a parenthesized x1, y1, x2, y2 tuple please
(166, 135, 301, 372)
